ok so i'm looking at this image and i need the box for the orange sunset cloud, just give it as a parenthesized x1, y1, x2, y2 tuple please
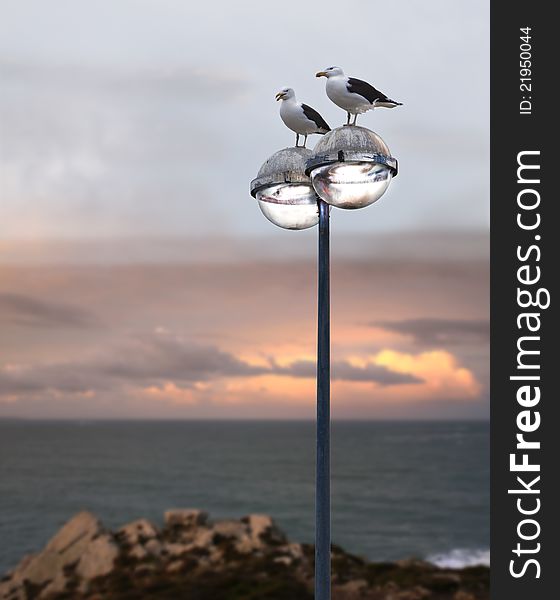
(373, 349, 481, 399)
(0, 241, 488, 419)
(131, 347, 480, 411)
(140, 382, 198, 406)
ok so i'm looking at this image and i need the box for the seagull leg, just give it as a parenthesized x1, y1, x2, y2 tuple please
(303, 134, 308, 148)
(296, 133, 300, 147)
(352, 113, 358, 126)
(346, 112, 351, 126)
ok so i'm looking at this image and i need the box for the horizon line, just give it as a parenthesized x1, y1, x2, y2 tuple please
(0, 416, 490, 423)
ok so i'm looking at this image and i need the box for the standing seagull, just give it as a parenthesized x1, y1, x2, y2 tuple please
(315, 66, 402, 126)
(276, 88, 331, 148)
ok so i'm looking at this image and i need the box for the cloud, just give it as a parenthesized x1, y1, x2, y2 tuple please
(373, 349, 481, 399)
(374, 318, 489, 346)
(0, 0, 489, 240)
(197, 348, 481, 415)
(98, 333, 268, 383)
(0, 330, 421, 403)
(274, 358, 422, 385)
(0, 246, 488, 418)
(141, 382, 198, 406)
(0, 58, 248, 240)
(0, 293, 98, 328)
(0, 333, 267, 399)
(0, 363, 101, 396)
(0, 60, 249, 102)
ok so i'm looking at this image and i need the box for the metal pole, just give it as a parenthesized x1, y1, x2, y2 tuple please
(315, 198, 330, 600)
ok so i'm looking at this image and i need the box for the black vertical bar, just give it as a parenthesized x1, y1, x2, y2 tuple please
(492, 2, 554, 598)
(315, 199, 330, 600)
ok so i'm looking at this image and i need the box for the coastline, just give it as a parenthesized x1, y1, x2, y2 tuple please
(0, 420, 490, 576)
(1, 510, 489, 600)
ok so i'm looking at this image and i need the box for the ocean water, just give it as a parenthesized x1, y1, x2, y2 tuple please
(0, 420, 489, 575)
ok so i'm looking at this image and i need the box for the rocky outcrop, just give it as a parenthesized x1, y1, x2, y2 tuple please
(164, 509, 208, 529)
(0, 511, 119, 599)
(0, 511, 489, 600)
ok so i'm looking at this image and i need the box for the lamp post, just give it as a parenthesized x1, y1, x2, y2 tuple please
(250, 125, 398, 600)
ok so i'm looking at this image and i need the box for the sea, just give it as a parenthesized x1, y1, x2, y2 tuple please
(0, 420, 489, 575)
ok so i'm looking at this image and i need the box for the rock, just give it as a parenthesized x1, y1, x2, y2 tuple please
(284, 543, 304, 561)
(396, 587, 432, 600)
(0, 556, 33, 599)
(117, 519, 158, 546)
(1, 558, 28, 599)
(189, 527, 214, 548)
(1, 509, 489, 600)
(0, 513, 109, 600)
(384, 581, 399, 595)
(144, 539, 163, 557)
(128, 544, 148, 560)
(45, 512, 102, 555)
(118, 519, 160, 561)
(217, 514, 287, 554)
(429, 572, 461, 587)
(0, 582, 26, 600)
(244, 514, 286, 546)
(39, 570, 69, 598)
(210, 519, 255, 554)
(133, 564, 157, 577)
(75, 534, 118, 581)
(269, 542, 305, 568)
(454, 593, 477, 600)
(212, 519, 247, 540)
(165, 560, 184, 573)
(334, 578, 368, 599)
(164, 509, 208, 529)
(14, 551, 61, 586)
(8, 512, 104, 589)
(6, 555, 34, 578)
(162, 543, 190, 558)
(207, 546, 226, 565)
(46, 511, 104, 575)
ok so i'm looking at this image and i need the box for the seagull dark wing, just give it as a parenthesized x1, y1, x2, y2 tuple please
(301, 104, 331, 132)
(347, 77, 392, 104)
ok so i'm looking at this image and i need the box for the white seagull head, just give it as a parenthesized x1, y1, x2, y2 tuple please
(316, 66, 344, 79)
(275, 87, 296, 101)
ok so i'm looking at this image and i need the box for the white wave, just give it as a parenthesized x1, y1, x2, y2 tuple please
(427, 548, 490, 568)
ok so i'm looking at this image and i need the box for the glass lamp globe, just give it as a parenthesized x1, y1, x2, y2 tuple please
(310, 161, 392, 209)
(250, 147, 319, 230)
(306, 126, 398, 210)
(256, 183, 319, 230)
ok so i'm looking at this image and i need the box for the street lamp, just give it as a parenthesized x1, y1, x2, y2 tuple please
(250, 147, 319, 230)
(306, 125, 398, 209)
(250, 125, 398, 600)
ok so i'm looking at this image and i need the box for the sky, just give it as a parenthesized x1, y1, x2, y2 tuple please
(0, 0, 489, 419)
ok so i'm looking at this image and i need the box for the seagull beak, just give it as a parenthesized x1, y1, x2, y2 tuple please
(316, 71, 327, 78)
(275, 92, 284, 101)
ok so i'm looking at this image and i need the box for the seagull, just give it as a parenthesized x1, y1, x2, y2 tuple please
(275, 88, 331, 148)
(315, 66, 402, 126)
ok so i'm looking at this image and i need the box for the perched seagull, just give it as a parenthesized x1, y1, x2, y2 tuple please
(276, 88, 331, 148)
(315, 66, 402, 126)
